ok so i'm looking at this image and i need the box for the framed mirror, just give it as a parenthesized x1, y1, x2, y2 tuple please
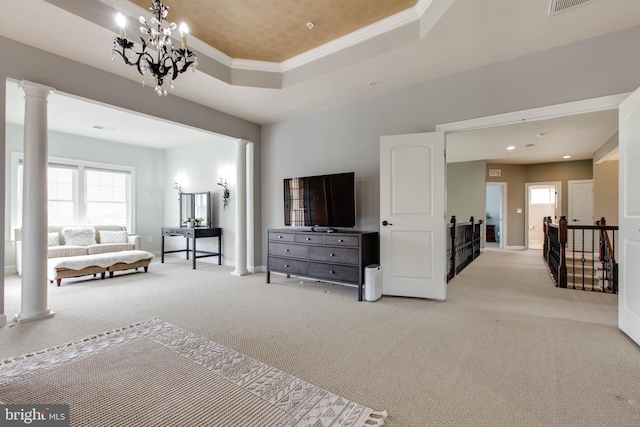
(179, 192, 211, 228)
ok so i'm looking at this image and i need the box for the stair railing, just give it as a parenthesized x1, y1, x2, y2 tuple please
(447, 216, 483, 282)
(596, 217, 618, 294)
(543, 216, 618, 292)
(543, 216, 567, 288)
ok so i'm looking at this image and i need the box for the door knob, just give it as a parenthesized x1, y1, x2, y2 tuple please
(382, 220, 393, 226)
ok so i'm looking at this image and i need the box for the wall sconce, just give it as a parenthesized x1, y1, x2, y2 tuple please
(218, 178, 230, 210)
(173, 176, 185, 202)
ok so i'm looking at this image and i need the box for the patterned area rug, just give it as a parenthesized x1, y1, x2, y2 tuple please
(0, 319, 387, 426)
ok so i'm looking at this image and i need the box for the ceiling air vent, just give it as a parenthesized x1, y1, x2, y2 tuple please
(549, 0, 599, 15)
(488, 169, 501, 177)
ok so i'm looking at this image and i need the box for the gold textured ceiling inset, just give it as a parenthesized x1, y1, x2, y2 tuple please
(129, 0, 418, 62)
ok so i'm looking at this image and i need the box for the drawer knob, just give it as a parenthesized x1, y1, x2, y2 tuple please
(329, 270, 335, 274)
(284, 249, 290, 252)
(278, 235, 283, 239)
(285, 264, 289, 268)
(306, 237, 311, 241)
(330, 253, 335, 257)
(338, 239, 343, 242)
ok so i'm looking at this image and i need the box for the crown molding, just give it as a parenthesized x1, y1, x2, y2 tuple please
(436, 93, 631, 133)
(66, 0, 452, 88)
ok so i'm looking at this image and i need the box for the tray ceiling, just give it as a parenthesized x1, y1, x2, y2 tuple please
(129, 0, 417, 62)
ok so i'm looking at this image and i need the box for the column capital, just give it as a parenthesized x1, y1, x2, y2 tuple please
(19, 80, 55, 99)
(235, 138, 251, 148)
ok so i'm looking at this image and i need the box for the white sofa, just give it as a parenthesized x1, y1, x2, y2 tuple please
(15, 224, 141, 276)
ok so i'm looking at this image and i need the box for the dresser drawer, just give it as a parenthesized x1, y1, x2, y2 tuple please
(268, 242, 308, 259)
(268, 231, 294, 242)
(268, 257, 308, 276)
(309, 246, 359, 265)
(324, 235, 359, 247)
(309, 262, 359, 284)
(295, 233, 324, 244)
(163, 228, 186, 237)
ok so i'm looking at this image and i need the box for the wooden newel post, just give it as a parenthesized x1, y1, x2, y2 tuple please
(558, 216, 568, 288)
(543, 216, 550, 260)
(598, 217, 606, 260)
(450, 216, 456, 276)
(470, 216, 476, 259)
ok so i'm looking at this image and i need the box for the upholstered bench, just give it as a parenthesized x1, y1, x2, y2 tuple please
(48, 250, 154, 286)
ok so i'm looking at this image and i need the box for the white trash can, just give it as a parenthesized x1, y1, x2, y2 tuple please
(364, 264, 382, 302)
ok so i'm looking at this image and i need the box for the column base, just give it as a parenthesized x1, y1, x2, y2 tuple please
(15, 309, 55, 324)
(0, 314, 7, 328)
(231, 270, 249, 276)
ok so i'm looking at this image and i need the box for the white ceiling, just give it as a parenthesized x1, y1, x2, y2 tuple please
(2, 0, 637, 158)
(447, 109, 619, 164)
(5, 81, 228, 149)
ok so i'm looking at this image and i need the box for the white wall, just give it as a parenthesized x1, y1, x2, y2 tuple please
(163, 137, 237, 266)
(4, 123, 165, 269)
(260, 26, 640, 266)
(486, 185, 502, 239)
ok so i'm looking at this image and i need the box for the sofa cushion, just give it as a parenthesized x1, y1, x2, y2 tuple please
(62, 227, 97, 246)
(99, 230, 128, 244)
(87, 243, 136, 255)
(48, 232, 60, 246)
(47, 245, 89, 258)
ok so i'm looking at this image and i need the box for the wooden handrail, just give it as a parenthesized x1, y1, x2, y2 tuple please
(543, 216, 618, 292)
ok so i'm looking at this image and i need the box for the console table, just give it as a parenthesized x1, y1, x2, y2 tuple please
(267, 229, 379, 301)
(161, 227, 222, 269)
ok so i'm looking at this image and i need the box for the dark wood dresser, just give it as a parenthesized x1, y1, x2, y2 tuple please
(486, 224, 496, 242)
(267, 229, 378, 301)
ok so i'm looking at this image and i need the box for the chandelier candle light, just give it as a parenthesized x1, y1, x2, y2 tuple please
(112, 0, 197, 96)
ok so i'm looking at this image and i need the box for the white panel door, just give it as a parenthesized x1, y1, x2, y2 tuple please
(568, 180, 594, 251)
(619, 87, 640, 346)
(380, 132, 446, 300)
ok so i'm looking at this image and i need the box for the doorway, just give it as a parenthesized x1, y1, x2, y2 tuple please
(486, 183, 506, 250)
(525, 182, 561, 249)
(568, 179, 594, 251)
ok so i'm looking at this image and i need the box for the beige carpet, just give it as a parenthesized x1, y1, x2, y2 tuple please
(0, 318, 386, 426)
(1, 250, 640, 426)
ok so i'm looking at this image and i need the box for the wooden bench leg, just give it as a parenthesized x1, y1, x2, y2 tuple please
(57, 279, 62, 287)
(144, 266, 148, 272)
(109, 271, 114, 278)
(101, 272, 105, 279)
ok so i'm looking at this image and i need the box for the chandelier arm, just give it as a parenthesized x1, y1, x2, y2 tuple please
(112, 1, 196, 94)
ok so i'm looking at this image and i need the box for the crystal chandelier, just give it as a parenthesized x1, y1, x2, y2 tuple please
(112, 0, 198, 96)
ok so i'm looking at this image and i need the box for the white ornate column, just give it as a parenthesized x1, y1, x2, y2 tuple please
(246, 141, 255, 272)
(232, 139, 249, 276)
(0, 82, 6, 328)
(16, 81, 55, 323)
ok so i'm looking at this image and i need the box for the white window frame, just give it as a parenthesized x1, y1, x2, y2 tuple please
(10, 152, 136, 237)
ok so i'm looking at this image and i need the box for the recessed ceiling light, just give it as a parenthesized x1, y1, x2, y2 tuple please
(563, 155, 571, 159)
(536, 132, 548, 138)
(506, 146, 516, 150)
(306, 22, 315, 30)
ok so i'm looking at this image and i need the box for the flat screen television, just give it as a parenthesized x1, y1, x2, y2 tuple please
(283, 172, 356, 228)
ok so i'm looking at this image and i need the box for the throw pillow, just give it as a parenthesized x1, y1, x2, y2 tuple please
(47, 232, 60, 246)
(99, 230, 128, 244)
(61, 227, 97, 246)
